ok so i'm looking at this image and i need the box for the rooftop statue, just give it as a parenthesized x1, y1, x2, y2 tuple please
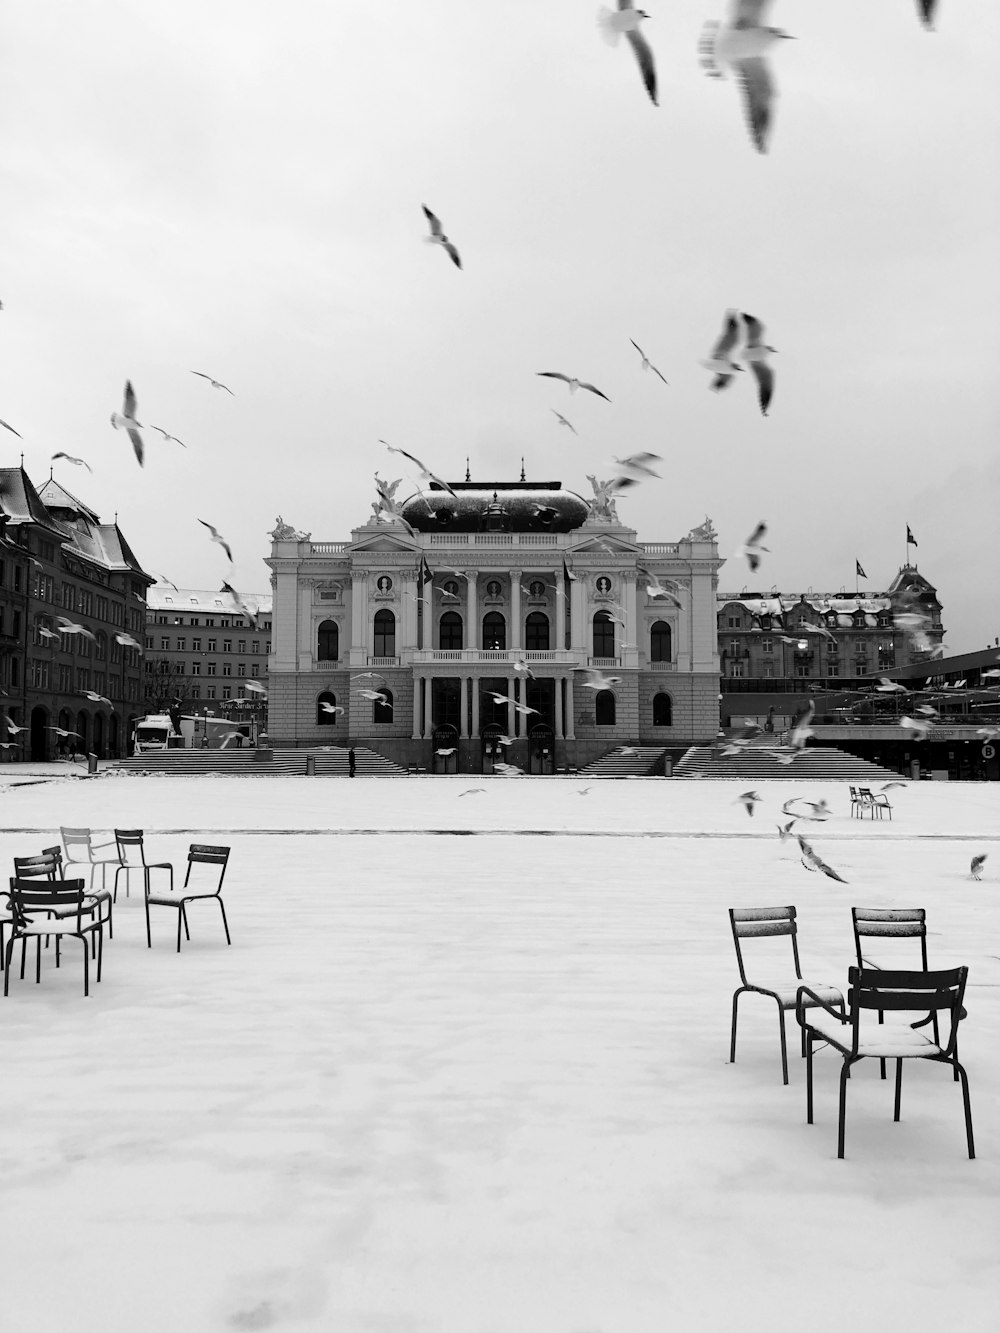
(269, 515, 310, 541)
(687, 516, 718, 541)
(585, 475, 620, 521)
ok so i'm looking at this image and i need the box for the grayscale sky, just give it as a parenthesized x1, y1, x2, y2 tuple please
(2, 2, 998, 651)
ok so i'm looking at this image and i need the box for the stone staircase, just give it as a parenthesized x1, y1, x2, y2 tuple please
(576, 746, 668, 778)
(113, 745, 408, 777)
(674, 742, 902, 781)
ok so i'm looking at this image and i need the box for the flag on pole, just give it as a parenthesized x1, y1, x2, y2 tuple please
(562, 556, 578, 584)
(419, 555, 433, 585)
(856, 560, 867, 579)
(906, 525, 918, 547)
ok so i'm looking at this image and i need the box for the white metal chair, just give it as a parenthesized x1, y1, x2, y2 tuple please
(61, 827, 122, 893)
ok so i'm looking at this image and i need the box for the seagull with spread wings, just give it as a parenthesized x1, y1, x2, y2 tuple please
(191, 371, 234, 394)
(82, 690, 114, 707)
(110, 380, 145, 465)
(57, 616, 97, 643)
(798, 835, 847, 883)
(581, 668, 622, 691)
(421, 205, 462, 269)
(381, 441, 458, 498)
(740, 312, 776, 415)
(150, 425, 188, 447)
(629, 339, 669, 383)
(551, 410, 578, 435)
(735, 521, 769, 572)
(198, 519, 233, 562)
(597, 2, 658, 106)
(0, 418, 23, 439)
(52, 452, 92, 471)
(222, 581, 258, 628)
(701, 1, 795, 154)
(701, 310, 745, 391)
(536, 372, 611, 401)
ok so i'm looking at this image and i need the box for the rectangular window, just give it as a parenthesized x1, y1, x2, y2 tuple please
(222, 685, 232, 699)
(206, 686, 216, 699)
(251, 663, 260, 677)
(174, 662, 185, 674)
(727, 616, 740, 628)
(252, 641, 260, 653)
(96, 595, 108, 620)
(60, 664, 73, 691)
(728, 640, 739, 655)
(223, 640, 232, 653)
(79, 591, 93, 616)
(237, 641, 246, 654)
(827, 664, 840, 678)
(192, 637, 201, 651)
(760, 638, 773, 653)
(265, 641, 271, 654)
(75, 667, 90, 690)
(205, 618, 215, 628)
(12, 610, 20, 638)
(207, 662, 216, 676)
(207, 639, 216, 652)
(14, 566, 23, 592)
(222, 663, 231, 676)
(729, 662, 744, 678)
(160, 637, 170, 651)
(762, 662, 774, 678)
(10, 658, 18, 687)
(189, 618, 199, 627)
(237, 663, 246, 676)
(176, 637, 186, 651)
(145, 636, 154, 648)
(191, 662, 201, 676)
(795, 664, 811, 677)
(191, 685, 200, 699)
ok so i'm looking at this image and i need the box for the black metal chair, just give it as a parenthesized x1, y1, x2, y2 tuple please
(4, 878, 104, 996)
(857, 787, 892, 820)
(113, 830, 173, 902)
(796, 966, 973, 1159)
(729, 906, 845, 1084)
(15, 847, 112, 945)
(145, 843, 231, 952)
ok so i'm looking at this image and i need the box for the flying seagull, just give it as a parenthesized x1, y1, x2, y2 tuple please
(629, 339, 669, 383)
(701, 1, 795, 154)
(597, 2, 658, 106)
(736, 790, 763, 817)
(244, 680, 267, 695)
(52, 452, 92, 471)
(222, 580, 258, 628)
(320, 701, 345, 715)
(49, 726, 82, 740)
(37, 627, 60, 641)
(81, 690, 113, 707)
(551, 410, 578, 434)
(114, 632, 142, 649)
(198, 519, 233, 561)
(611, 451, 662, 481)
(57, 616, 96, 642)
(740, 312, 776, 414)
(421, 205, 462, 269)
(0, 418, 23, 439)
(581, 668, 622, 691)
(110, 380, 144, 465)
(5, 720, 28, 735)
(536, 372, 611, 401)
(735, 521, 769, 572)
(701, 310, 745, 390)
(797, 835, 847, 883)
(970, 854, 987, 881)
(191, 372, 234, 394)
(150, 425, 187, 447)
(381, 441, 458, 498)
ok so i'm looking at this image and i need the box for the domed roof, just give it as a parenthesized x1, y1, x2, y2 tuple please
(400, 482, 589, 533)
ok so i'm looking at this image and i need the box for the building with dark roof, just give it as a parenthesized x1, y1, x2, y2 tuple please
(265, 479, 724, 771)
(0, 468, 152, 760)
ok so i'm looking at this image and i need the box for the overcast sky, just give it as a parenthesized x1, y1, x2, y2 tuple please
(2, 2, 998, 651)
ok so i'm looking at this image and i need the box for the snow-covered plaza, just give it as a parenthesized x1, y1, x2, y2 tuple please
(2, 773, 998, 1333)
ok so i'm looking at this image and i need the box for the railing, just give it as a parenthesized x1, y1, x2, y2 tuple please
(312, 659, 341, 670)
(589, 657, 621, 668)
(411, 649, 579, 665)
(427, 534, 561, 547)
(649, 661, 677, 671)
(640, 543, 680, 555)
(367, 656, 399, 668)
(309, 543, 348, 554)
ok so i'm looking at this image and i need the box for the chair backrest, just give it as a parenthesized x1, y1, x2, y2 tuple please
(115, 829, 147, 864)
(61, 827, 96, 861)
(42, 846, 66, 878)
(849, 785, 859, 798)
(8, 877, 88, 930)
(846, 966, 967, 1058)
(185, 843, 231, 893)
(852, 907, 928, 971)
(857, 787, 874, 800)
(12, 852, 61, 881)
(730, 906, 801, 985)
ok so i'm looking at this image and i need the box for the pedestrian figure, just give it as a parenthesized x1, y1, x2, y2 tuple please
(348, 747, 356, 778)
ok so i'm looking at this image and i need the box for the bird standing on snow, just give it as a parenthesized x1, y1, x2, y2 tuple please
(110, 380, 145, 465)
(740, 312, 776, 414)
(597, 2, 658, 106)
(970, 854, 987, 880)
(421, 205, 462, 269)
(701, 0, 795, 154)
(701, 310, 745, 391)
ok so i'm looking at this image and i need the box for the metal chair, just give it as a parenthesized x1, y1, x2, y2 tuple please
(857, 787, 892, 820)
(15, 847, 113, 944)
(796, 966, 973, 1159)
(113, 830, 173, 902)
(60, 827, 122, 892)
(4, 878, 104, 996)
(848, 785, 868, 818)
(145, 843, 231, 952)
(729, 906, 845, 1084)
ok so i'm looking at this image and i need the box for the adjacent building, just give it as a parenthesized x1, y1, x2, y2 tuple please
(0, 468, 151, 760)
(264, 479, 723, 771)
(144, 586, 272, 738)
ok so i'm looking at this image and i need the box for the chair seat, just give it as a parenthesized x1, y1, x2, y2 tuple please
(747, 978, 844, 1008)
(804, 1006, 941, 1058)
(146, 890, 215, 906)
(20, 917, 102, 937)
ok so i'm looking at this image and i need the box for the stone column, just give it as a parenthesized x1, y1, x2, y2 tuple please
(471, 675, 480, 738)
(401, 569, 417, 652)
(555, 674, 564, 739)
(506, 675, 515, 738)
(459, 675, 467, 739)
(412, 675, 422, 740)
(509, 571, 521, 652)
(350, 573, 368, 667)
(623, 571, 639, 667)
(570, 577, 586, 656)
(466, 571, 478, 651)
(565, 671, 576, 740)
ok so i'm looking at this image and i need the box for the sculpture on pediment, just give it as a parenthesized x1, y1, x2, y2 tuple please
(686, 516, 717, 541)
(585, 475, 620, 521)
(269, 516, 310, 541)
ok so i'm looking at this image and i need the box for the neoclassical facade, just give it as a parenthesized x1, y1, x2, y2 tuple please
(265, 480, 722, 771)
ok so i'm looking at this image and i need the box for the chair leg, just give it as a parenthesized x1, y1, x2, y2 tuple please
(838, 1059, 855, 1159)
(35, 936, 41, 984)
(953, 1060, 975, 1159)
(776, 1001, 789, 1086)
(4, 938, 14, 993)
(894, 1059, 903, 1121)
(145, 896, 152, 949)
(806, 1031, 814, 1124)
(217, 898, 231, 945)
(20, 938, 27, 980)
(96, 926, 103, 983)
(176, 906, 184, 953)
(81, 934, 89, 997)
(729, 991, 742, 1064)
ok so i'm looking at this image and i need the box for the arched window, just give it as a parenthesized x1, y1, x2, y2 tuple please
(317, 619, 339, 661)
(373, 609, 395, 657)
(650, 620, 672, 662)
(317, 690, 338, 725)
(482, 611, 506, 650)
(595, 690, 616, 725)
(525, 611, 549, 651)
(652, 692, 672, 726)
(374, 687, 393, 724)
(439, 611, 463, 650)
(593, 611, 615, 657)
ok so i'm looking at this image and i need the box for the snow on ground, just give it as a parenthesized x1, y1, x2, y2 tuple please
(1, 774, 998, 1333)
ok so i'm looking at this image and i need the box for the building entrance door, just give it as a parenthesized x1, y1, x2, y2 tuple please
(432, 724, 459, 774)
(30, 706, 48, 761)
(528, 724, 554, 775)
(481, 724, 504, 775)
